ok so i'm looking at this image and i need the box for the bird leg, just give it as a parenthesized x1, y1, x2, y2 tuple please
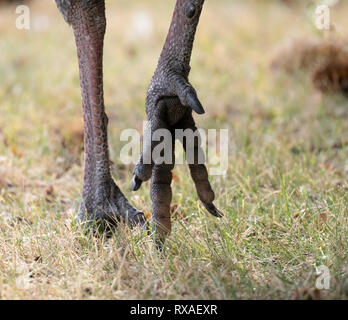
(55, 0, 145, 226)
(132, 0, 222, 246)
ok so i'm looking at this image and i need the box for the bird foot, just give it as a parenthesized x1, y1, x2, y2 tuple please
(75, 180, 146, 228)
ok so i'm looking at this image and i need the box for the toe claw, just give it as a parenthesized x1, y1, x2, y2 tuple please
(131, 175, 143, 191)
(126, 210, 147, 228)
(187, 92, 205, 115)
(132, 211, 147, 226)
(203, 202, 223, 218)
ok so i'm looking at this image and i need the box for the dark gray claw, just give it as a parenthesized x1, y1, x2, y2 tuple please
(186, 91, 205, 115)
(131, 175, 143, 191)
(128, 210, 147, 227)
(203, 202, 223, 218)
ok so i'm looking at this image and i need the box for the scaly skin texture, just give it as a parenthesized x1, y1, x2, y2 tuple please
(55, 0, 222, 243)
(132, 0, 222, 246)
(55, 0, 145, 226)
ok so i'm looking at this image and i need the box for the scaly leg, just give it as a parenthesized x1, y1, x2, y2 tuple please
(132, 0, 222, 245)
(55, 0, 144, 226)
(151, 137, 175, 247)
(132, 0, 207, 192)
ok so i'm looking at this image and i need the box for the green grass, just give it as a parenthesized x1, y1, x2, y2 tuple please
(0, 0, 347, 299)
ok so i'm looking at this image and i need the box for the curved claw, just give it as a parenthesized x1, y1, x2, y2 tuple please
(203, 202, 223, 218)
(129, 210, 147, 227)
(131, 175, 143, 191)
(174, 76, 205, 115)
(186, 91, 205, 115)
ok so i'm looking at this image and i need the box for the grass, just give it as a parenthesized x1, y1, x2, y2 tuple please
(0, 0, 347, 299)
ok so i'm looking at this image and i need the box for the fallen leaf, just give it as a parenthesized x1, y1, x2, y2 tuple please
(172, 172, 178, 182)
(45, 185, 54, 196)
(144, 211, 151, 221)
(10, 145, 23, 158)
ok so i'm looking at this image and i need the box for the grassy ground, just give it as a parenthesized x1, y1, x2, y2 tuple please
(0, 0, 347, 299)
